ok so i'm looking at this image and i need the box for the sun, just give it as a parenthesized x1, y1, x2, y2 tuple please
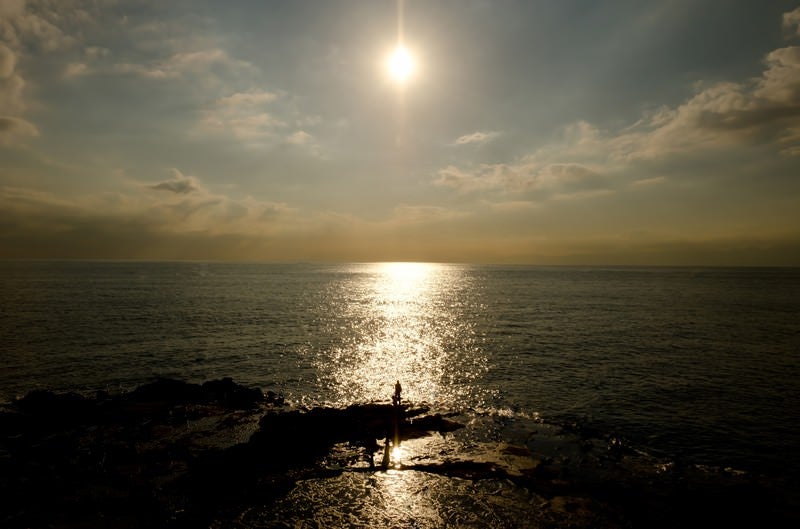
(386, 45, 415, 84)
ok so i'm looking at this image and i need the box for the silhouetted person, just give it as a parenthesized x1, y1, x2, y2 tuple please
(393, 380, 402, 406)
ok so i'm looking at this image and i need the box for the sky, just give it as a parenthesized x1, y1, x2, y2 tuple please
(1, 0, 799, 265)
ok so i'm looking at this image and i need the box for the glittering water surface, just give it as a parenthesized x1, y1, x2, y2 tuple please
(231, 471, 544, 529)
(1, 261, 800, 479)
(317, 262, 488, 407)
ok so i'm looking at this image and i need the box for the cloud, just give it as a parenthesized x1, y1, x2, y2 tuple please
(1, 177, 797, 264)
(783, 7, 800, 37)
(62, 62, 89, 79)
(0, 44, 24, 114)
(536, 163, 603, 190)
(112, 48, 254, 80)
(434, 161, 605, 198)
(0, 1, 75, 52)
(631, 176, 666, 187)
(14, 3, 308, 149)
(527, 40, 800, 165)
(778, 125, 800, 155)
(281, 130, 323, 157)
(454, 130, 500, 145)
(388, 205, 468, 225)
(137, 168, 298, 234)
(216, 90, 278, 106)
(198, 90, 288, 142)
(0, 73, 24, 114)
(148, 169, 200, 195)
(603, 45, 800, 161)
(167, 49, 228, 71)
(0, 1, 104, 122)
(0, 168, 297, 245)
(112, 62, 173, 80)
(0, 44, 16, 78)
(0, 115, 38, 144)
(434, 165, 491, 193)
(200, 111, 285, 141)
(755, 46, 800, 105)
(0, 1, 25, 18)
(84, 45, 110, 58)
(438, 31, 800, 198)
(15, 14, 72, 52)
(0, 181, 304, 260)
(286, 130, 312, 145)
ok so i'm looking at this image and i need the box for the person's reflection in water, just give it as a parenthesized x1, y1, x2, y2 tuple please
(379, 381, 403, 470)
(381, 437, 391, 469)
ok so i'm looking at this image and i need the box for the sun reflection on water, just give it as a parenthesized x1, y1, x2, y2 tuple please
(241, 470, 540, 528)
(390, 443, 404, 469)
(321, 262, 486, 408)
(239, 264, 510, 527)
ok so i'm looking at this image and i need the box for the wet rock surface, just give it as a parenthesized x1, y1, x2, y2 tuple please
(1, 379, 797, 528)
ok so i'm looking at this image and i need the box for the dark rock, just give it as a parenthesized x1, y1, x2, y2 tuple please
(123, 377, 265, 410)
(249, 403, 462, 463)
(404, 413, 464, 438)
(265, 390, 285, 405)
(14, 389, 96, 423)
(128, 378, 205, 404)
(201, 377, 264, 409)
(0, 377, 272, 528)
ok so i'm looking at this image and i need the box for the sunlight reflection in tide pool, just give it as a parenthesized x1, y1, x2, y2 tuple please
(318, 263, 488, 409)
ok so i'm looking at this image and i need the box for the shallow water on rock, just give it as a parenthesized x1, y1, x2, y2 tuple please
(226, 472, 550, 529)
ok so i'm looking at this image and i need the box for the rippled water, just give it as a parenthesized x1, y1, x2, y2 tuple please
(231, 471, 545, 529)
(1, 261, 799, 479)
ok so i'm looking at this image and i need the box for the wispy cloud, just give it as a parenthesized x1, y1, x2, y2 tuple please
(1, 165, 297, 241)
(783, 7, 800, 37)
(200, 111, 285, 142)
(285, 130, 313, 145)
(62, 62, 89, 79)
(631, 176, 667, 187)
(388, 204, 468, 225)
(84, 46, 109, 59)
(435, 161, 606, 199)
(112, 48, 251, 80)
(197, 90, 291, 143)
(148, 169, 199, 195)
(0, 181, 301, 260)
(0, 44, 25, 115)
(454, 130, 500, 145)
(0, 44, 15, 78)
(216, 90, 278, 107)
(0, 115, 38, 144)
(111, 62, 171, 79)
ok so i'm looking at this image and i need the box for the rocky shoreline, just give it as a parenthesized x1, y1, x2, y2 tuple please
(1, 378, 796, 528)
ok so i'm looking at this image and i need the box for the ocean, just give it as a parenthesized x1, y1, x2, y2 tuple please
(1, 261, 799, 525)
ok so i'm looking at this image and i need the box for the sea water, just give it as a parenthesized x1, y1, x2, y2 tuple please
(1, 261, 799, 481)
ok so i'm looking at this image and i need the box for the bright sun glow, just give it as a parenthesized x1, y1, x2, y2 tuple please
(386, 45, 415, 83)
(391, 444, 403, 467)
